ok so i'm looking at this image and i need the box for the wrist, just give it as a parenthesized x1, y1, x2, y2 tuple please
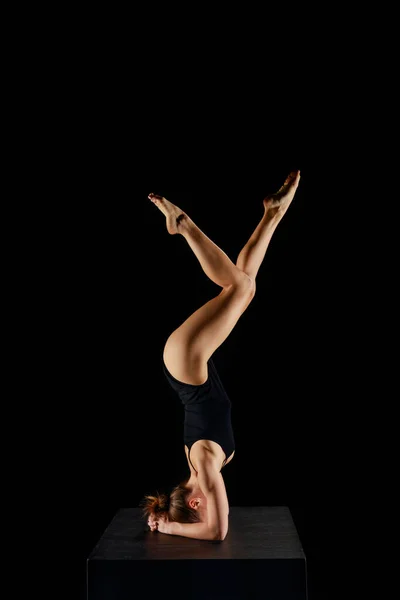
(167, 520, 177, 535)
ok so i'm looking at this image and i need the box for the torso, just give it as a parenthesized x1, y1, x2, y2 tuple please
(185, 440, 235, 474)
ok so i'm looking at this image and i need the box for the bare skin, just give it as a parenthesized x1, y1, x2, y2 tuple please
(148, 170, 300, 282)
(148, 172, 298, 235)
(147, 481, 207, 533)
(148, 170, 300, 384)
(147, 171, 301, 533)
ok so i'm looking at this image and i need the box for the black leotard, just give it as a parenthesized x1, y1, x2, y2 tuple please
(163, 357, 235, 472)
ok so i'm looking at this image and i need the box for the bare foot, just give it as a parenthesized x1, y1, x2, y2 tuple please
(263, 170, 301, 217)
(148, 193, 187, 235)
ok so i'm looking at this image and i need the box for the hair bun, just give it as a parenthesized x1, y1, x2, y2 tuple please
(139, 490, 170, 520)
(155, 493, 169, 513)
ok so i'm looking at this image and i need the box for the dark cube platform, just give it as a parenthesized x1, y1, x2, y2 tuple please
(87, 506, 308, 599)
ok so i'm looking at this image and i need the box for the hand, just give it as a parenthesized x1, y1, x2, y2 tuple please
(147, 513, 171, 534)
(147, 514, 159, 532)
(157, 514, 171, 534)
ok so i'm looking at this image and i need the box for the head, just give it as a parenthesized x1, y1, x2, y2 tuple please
(140, 476, 207, 524)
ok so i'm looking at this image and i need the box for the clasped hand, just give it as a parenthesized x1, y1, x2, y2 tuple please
(147, 514, 170, 534)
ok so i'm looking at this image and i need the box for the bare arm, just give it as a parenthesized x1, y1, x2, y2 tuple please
(149, 513, 219, 540)
(168, 520, 220, 541)
(196, 458, 229, 540)
(148, 459, 229, 541)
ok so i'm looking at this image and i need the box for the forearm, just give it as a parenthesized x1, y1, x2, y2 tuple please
(169, 521, 220, 541)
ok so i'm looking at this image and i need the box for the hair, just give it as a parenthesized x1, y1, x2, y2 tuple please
(139, 477, 202, 524)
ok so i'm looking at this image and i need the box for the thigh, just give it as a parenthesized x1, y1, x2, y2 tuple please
(163, 281, 253, 385)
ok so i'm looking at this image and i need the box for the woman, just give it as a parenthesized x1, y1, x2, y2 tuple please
(140, 170, 301, 541)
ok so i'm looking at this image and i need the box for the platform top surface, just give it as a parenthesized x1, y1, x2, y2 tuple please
(88, 506, 306, 561)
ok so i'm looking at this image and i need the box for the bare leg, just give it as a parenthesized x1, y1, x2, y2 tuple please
(236, 170, 301, 278)
(148, 193, 246, 288)
(149, 192, 252, 383)
(148, 170, 300, 384)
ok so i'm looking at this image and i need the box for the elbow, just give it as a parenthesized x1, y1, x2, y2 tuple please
(215, 527, 228, 541)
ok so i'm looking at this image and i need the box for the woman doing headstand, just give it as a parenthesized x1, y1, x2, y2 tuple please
(140, 170, 301, 541)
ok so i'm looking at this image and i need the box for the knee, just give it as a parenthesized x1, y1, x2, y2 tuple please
(229, 272, 255, 312)
(248, 275, 256, 300)
(163, 331, 190, 367)
(238, 272, 256, 301)
(163, 332, 181, 359)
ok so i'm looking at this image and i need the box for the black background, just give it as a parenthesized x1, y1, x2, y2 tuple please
(14, 9, 369, 597)
(60, 159, 352, 600)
